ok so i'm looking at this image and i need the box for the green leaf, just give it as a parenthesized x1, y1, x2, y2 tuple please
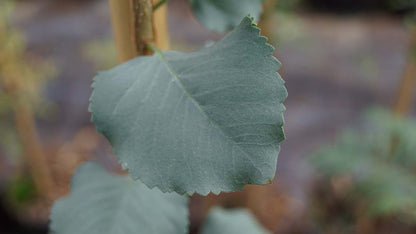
(190, 0, 263, 32)
(201, 207, 271, 234)
(89, 16, 287, 195)
(50, 162, 189, 234)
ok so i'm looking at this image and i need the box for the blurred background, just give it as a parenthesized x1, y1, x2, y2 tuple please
(1, 0, 416, 233)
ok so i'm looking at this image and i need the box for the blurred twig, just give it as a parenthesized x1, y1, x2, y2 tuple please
(0, 1, 55, 198)
(394, 20, 416, 116)
(12, 97, 54, 197)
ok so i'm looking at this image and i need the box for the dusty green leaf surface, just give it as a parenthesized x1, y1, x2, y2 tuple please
(190, 0, 263, 32)
(89, 17, 287, 195)
(50, 162, 189, 234)
(201, 207, 271, 234)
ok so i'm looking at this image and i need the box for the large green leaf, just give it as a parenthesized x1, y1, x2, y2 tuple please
(50, 162, 189, 234)
(89, 16, 287, 195)
(201, 207, 271, 234)
(190, 0, 263, 32)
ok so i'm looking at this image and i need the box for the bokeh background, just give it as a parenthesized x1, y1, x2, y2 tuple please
(1, 0, 416, 233)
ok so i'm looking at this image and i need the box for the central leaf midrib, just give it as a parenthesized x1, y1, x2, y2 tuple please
(152, 49, 261, 175)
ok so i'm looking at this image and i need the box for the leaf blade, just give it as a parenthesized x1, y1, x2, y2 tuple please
(201, 207, 271, 234)
(89, 16, 287, 195)
(50, 162, 189, 234)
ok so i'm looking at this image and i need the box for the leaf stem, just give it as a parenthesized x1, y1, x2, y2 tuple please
(132, 0, 154, 55)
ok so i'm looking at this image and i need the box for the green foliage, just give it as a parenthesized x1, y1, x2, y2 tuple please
(311, 108, 416, 219)
(190, 0, 263, 32)
(89, 16, 287, 195)
(50, 162, 189, 234)
(201, 207, 271, 234)
(6, 175, 36, 204)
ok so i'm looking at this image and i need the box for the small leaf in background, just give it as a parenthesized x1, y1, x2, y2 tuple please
(89, 16, 287, 195)
(50, 162, 189, 234)
(201, 207, 271, 234)
(190, 0, 263, 32)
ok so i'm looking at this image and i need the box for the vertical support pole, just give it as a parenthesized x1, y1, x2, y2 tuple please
(152, 0, 170, 50)
(108, 0, 136, 62)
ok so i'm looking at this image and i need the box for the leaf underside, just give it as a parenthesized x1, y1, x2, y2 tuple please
(50, 162, 189, 234)
(201, 207, 271, 234)
(190, 0, 263, 32)
(89, 16, 287, 195)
